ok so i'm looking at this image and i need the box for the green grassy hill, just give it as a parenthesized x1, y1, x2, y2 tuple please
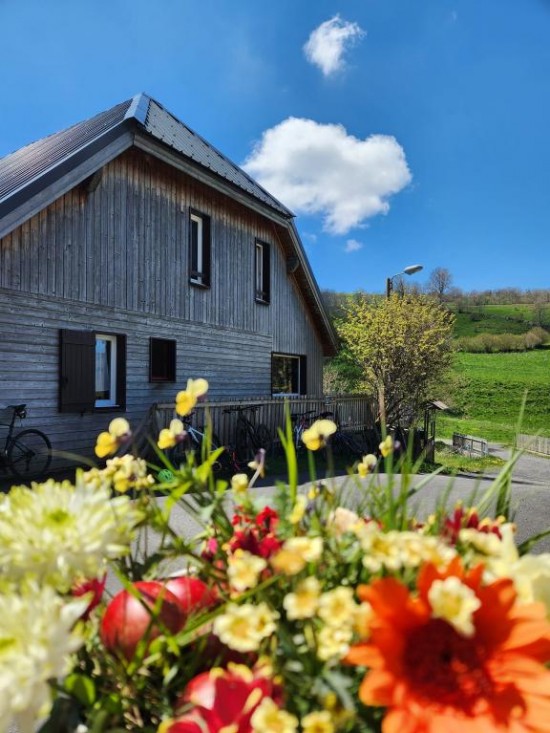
(438, 349, 550, 444)
(452, 303, 550, 338)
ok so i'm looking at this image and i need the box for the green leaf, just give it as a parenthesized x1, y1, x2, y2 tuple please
(64, 673, 97, 706)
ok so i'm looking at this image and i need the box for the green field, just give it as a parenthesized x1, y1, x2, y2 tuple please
(438, 349, 550, 444)
(452, 303, 550, 338)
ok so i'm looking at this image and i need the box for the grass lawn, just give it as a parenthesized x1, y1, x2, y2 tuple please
(438, 349, 550, 444)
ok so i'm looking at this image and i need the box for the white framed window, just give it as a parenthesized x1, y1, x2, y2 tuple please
(95, 334, 118, 407)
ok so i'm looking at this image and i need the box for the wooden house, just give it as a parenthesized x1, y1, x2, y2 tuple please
(0, 94, 337, 460)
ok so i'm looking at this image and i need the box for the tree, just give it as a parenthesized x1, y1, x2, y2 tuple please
(427, 267, 453, 302)
(336, 294, 455, 427)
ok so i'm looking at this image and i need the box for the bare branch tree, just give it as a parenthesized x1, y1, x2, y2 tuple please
(427, 267, 453, 302)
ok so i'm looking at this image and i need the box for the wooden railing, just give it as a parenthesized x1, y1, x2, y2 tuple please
(152, 394, 377, 450)
(516, 434, 550, 456)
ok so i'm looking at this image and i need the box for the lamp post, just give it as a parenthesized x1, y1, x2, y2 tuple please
(386, 264, 423, 298)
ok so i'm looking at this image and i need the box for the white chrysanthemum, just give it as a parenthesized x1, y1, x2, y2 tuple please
(0, 475, 142, 592)
(0, 583, 86, 733)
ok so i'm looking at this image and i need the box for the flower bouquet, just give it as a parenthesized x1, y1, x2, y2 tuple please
(2, 378, 550, 733)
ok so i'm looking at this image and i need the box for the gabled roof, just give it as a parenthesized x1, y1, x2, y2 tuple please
(0, 94, 337, 354)
(0, 93, 292, 222)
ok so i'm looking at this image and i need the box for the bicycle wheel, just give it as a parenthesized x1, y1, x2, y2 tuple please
(8, 429, 52, 481)
(253, 424, 273, 454)
(235, 424, 249, 462)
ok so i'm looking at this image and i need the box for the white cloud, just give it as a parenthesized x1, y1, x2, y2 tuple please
(304, 15, 365, 76)
(243, 118, 412, 235)
(345, 239, 363, 253)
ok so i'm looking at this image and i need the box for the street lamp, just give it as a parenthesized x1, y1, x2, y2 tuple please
(386, 264, 423, 298)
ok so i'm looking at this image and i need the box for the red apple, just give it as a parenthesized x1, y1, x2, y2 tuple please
(163, 575, 218, 617)
(100, 580, 186, 660)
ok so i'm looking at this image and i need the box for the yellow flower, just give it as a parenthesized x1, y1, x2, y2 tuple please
(316, 624, 353, 661)
(213, 602, 278, 653)
(231, 473, 250, 495)
(283, 577, 320, 620)
(302, 711, 335, 733)
(357, 453, 377, 477)
(318, 587, 357, 627)
(157, 419, 186, 450)
(301, 419, 337, 451)
(288, 495, 307, 524)
(228, 549, 267, 592)
(379, 435, 393, 457)
(251, 697, 298, 733)
(94, 417, 131, 458)
(428, 576, 481, 637)
(354, 601, 373, 638)
(175, 378, 209, 416)
(510, 554, 550, 615)
(271, 537, 323, 576)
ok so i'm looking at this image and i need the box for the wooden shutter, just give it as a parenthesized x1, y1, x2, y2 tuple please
(299, 356, 307, 396)
(116, 334, 127, 409)
(59, 329, 95, 413)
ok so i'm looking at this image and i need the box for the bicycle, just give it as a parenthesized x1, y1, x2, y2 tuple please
(291, 409, 333, 449)
(0, 404, 52, 481)
(167, 412, 227, 472)
(223, 405, 273, 463)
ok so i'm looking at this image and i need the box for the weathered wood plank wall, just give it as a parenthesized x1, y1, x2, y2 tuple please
(0, 148, 327, 462)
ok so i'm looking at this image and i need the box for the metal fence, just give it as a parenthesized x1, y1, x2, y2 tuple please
(452, 432, 489, 457)
(152, 394, 377, 451)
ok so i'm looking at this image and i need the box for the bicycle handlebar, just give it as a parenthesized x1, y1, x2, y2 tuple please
(223, 405, 260, 414)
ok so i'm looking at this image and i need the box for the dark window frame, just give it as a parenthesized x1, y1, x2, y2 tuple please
(189, 208, 211, 288)
(254, 239, 271, 304)
(149, 337, 177, 383)
(59, 329, 127, 414)
(271, 353, 307, 396)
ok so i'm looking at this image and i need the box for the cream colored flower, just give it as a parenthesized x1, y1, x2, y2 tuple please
(459, 528, 502, 556)
(379, 435, 393, 458)
(510, 554, 550, 615)
(271, 537, 323, 576)
(428, 576, 481, 637)
(283, 577, 321, 620)
(288, 495, 307, 524)
(318, 586, 357, 627)
(0, 583, 87, 733)
(302, 710, 335, 733)
(157, 419, 186, 450)
(354, 601, 373, 638)
(213, 602, 278, 653)
(357, 454, 377, 477)
(327, 507, 360, 537)
(251, 697, 298, 733)
(316, 624, 353, 661)
(231, 473, 249, 495)
(228, 549, 267, 592)
(0, 476, 142, 592)
(105, 455, 155, 494)
(302, 419, 337, 451)
(175, 378, 209, 417)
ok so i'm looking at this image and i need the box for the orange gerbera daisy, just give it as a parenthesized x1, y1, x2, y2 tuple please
(346, 558, 550, 733)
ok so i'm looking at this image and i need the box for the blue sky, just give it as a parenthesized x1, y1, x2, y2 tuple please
(1, 0, 549, 295)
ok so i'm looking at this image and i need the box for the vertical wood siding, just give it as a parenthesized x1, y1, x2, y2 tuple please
(0, 149, 325, 458)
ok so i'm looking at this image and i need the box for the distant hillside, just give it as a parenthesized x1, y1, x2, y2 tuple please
(451, 303, 550, 338)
